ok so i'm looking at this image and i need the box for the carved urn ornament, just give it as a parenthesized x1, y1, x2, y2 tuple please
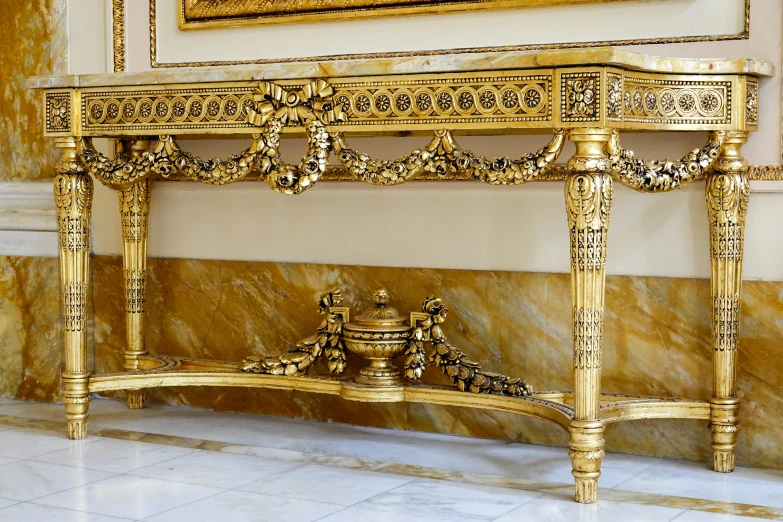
(241, 287, 532, 398)
(342, 289, 411, 386)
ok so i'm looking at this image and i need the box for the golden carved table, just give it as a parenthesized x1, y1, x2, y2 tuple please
(30, 48, 772, 503)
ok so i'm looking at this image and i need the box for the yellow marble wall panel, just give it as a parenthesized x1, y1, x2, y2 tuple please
(91, 256, 783, 469)
(0, 256, 61, 402)
(0, 0, 66, 180)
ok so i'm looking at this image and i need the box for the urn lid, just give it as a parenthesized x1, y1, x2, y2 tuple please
(345, 289, 410, 332)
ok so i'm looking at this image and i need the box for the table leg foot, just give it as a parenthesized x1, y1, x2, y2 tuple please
(126, 390, 145, 409)
(569, 420, 605, 504)
(63, 373, 90, 440)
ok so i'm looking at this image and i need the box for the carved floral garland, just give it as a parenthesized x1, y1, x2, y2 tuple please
(241, 290, 348, 376)
(77, 79, 566, 193)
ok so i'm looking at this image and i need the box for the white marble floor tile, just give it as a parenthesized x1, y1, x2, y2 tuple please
(0, 498, 17, 509)
(140, 490, 343, 522)
(615, 460, 783, 508)
(0, 503, 133, 521)
(99, 405, 218, 432)
(0, 399, 130, 426)
(73, 399, 663, 487)
(0, 427, 98, 459)
(33, 475, 223, 520)
(129, 450, 303, 489)
(475, 444, 651, 488)
(494, 493, 684, 522)
(0, 460, 114, 501)
(237, 463, 415, 506)
(32, 438, 197, 473)
(360, 478, 542, 522)
(672, 510, 769, 521)
(318, 506, 466, 522)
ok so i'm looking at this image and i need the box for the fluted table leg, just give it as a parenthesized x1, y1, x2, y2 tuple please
(54, 138, 94, 440)
(118, 140, 152, 409)
(565, 128, 613, 503)
(706, 131, 749, 473)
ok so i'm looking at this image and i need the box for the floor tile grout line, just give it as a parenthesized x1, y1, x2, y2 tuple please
(335, 478, 446, 521)
(2, 413, 783, 521)
(17, 432, 205, 474)
(24, 470, 126, 505)
(121, 464, 310, 493)
(14, 501, 138, 521)
(224, 479, 364, 508)
(132, 486, 230, 521)
(668, 509, 689, 521)
(333, 475, 536, 522)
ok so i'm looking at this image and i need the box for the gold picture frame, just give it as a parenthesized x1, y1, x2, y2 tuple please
(179, 0, 639, 29)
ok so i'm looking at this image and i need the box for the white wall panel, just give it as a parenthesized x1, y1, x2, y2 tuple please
(150, 0, 746, 64)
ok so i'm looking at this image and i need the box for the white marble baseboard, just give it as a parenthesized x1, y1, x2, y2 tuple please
(0, 182, 57, 257)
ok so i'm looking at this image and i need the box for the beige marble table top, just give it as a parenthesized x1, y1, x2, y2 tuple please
(27, 47, 773, 90)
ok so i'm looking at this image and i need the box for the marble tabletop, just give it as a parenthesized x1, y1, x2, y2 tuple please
(27, 47, 774, 90)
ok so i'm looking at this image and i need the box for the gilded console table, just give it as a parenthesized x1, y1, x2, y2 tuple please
(30, 48, 772, 503)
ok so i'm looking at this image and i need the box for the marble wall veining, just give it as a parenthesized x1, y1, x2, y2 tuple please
(87, 257, 783, 470)
(0, 256, 61, 402)
(0, 0, 67, 181)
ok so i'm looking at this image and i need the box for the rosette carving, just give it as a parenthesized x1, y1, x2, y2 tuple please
(405, 297, 533, 397)
(241, 290, 348, 376)
(333, 130, 564, 186)
(608, 131, 725, 192)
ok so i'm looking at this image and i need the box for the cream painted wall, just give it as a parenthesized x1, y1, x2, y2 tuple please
(64, 0, 783, 280)
(149, 0, 745, 63)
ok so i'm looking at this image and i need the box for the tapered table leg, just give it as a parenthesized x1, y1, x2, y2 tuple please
(54, 138, 93, 440)
(565, 128, 613, 503)
(706, 131, 749, 473)
(118, 140, 152, 409)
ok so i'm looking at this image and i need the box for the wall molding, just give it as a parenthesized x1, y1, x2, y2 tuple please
(0, 182, 58, 257)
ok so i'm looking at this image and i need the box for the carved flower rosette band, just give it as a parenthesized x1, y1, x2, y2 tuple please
(75, 79, 726, 194)
(76, 79, 567, 192)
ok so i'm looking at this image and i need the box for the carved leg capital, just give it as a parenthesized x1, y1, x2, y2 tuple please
(706, 131, 748, 473)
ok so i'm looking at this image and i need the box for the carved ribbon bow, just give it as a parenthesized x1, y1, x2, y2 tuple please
(245, 80, 346, 127)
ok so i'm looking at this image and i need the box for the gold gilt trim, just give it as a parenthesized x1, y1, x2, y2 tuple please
(112, 0, 126, 73)
(147, 0, 750, 68)
(68, 72, 741, 137)
(179, 0, 637, 29)
(159, 164, 783, 182)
